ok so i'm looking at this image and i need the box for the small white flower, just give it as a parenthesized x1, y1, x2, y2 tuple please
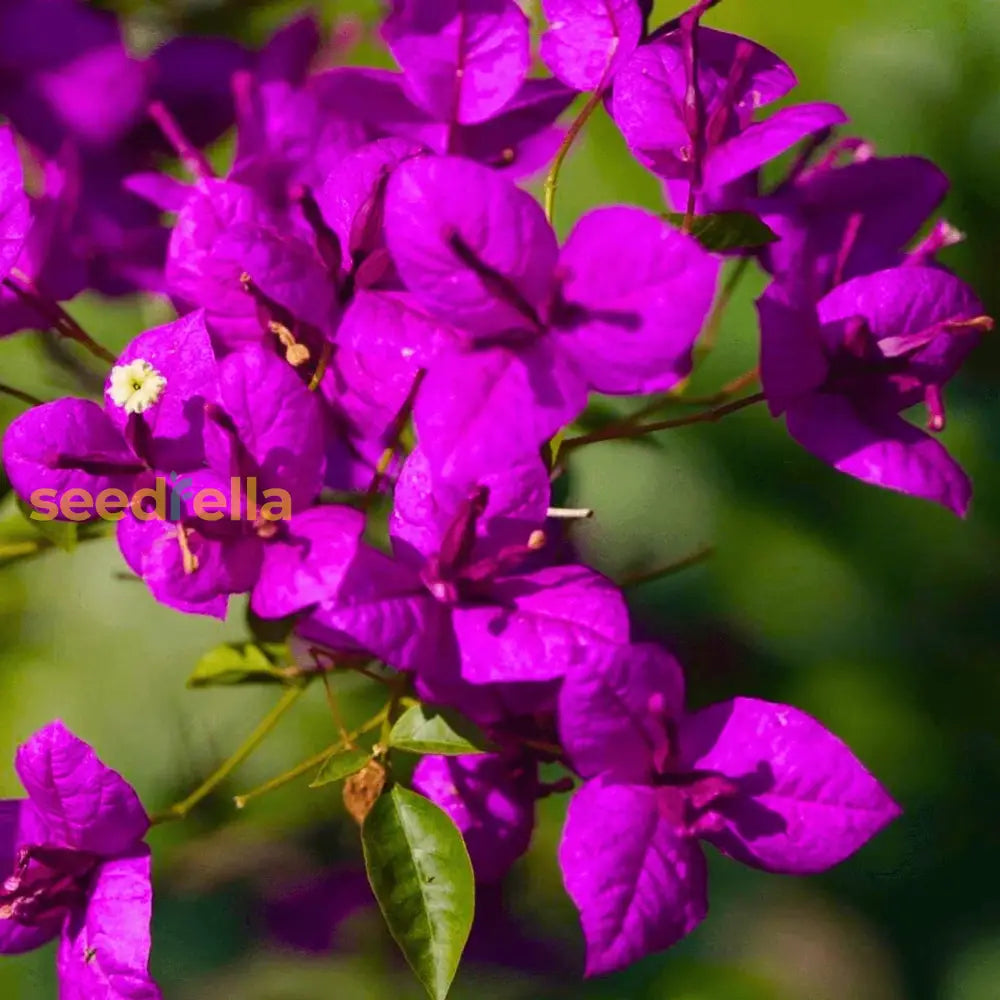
(108, 360, 167, 415)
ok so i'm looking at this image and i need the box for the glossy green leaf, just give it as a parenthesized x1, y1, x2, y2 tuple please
(309, 747, 372, 788)
(388, 705, 497, 756)
(187, 643, 293, 688)
(362, 785, 475, 1000)
(663, 211, 779, 252)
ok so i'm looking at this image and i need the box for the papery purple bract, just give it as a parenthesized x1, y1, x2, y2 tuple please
(540, 0, 643, 91)
(3, 312, 216, 509)
(561, 776, 708, 976)
(381, 0, 530, 126)
(382, 155, 718, 470)
(757, 149, 951, 301)
(111, 345, 361, 620)
(611, 21, 846, 196)
(0, 126, 30, 285)
(312, 56, 574, 177)
(557, 643, 899, 975)
(0, 0, 250, 297)
(297, 446, 629, 684)
(165, 179, 337, 351)
(758, 267, 988, 514)
(0, 0, 147, 152)
(0, 313, 335, 619)
(0, 721, 159, 999)
(0, 2, 983, 993)
(0, 151, 89, 338)
(231, 15, 368, 203)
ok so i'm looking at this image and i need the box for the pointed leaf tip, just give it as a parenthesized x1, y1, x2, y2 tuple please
(663, 211, 779, 252)
(187, 642, 293, 688)
(388, 704, 498, 756)
(309, 747, 372, 788)
(362, 785, 475, 1000)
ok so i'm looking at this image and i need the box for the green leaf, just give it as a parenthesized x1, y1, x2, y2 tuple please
(187, 643, 293, 688)
(362, 785, 475, 1000)
(309, 747, 372, 788)
(663, 211, 779, 252)
(16, 497, 78, 552)
(388, 705, 497, 756)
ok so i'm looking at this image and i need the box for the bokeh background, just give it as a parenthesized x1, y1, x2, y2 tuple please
(2, 0, 999, 997)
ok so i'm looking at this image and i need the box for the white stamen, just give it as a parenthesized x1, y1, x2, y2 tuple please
(547, 507, 594, 520)
(108, 360, 167, 415)
(939, 221, 966, 247)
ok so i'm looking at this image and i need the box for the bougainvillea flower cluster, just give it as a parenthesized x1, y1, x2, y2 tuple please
(0, 1, 989, 996)
(0, 722, 157, 998)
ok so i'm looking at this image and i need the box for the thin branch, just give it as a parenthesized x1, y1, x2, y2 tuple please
(694, 255, 752, 363)
(625, 365, 760, 426)
(543, 38, 619, 224)
(151, 686, 306, 825)
(232, 709, 389, 810)
(3, 275, 117, 366)
(0, 383, 42, 407)
(619, 544, 715, 588)
(562, 392, 766, 452)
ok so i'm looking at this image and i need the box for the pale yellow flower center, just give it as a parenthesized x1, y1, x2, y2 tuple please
(108, 360, 167, 415)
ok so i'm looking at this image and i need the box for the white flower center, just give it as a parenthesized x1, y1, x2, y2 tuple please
(108, 360, 167, 415)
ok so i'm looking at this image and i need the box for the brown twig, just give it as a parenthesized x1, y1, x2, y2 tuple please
(562, 392, 766, 452)
(0, 383, 42, 407)
(618, 544, 715, 588)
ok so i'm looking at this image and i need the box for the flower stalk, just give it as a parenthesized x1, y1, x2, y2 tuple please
(232, 708, 389, 810)
(151, 685, 306, 824)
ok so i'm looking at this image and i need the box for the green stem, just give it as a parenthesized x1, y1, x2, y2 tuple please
(624, 366, 760, 426)
(562, 392, 766, 452)
(543, 43, 618, 225)
(682, 182, 697, 234)
(58, 313, 117, 366)
(694, 256, 752, 363)
(233, 708, 389, 810)
(350, 663, 395, 687)
(678, 367, 760, 407)
(308, 341, 333, 392)
(619, 544, 715, 588)
(543, 92, 603, 224)
(320, 672, 351, 744)
(151, 685, 305, 824)
(380, 673, 410, 744)
(4, 273, 116, 366)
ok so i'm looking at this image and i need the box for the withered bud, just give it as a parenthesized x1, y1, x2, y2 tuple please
(343, 760, 387, 825)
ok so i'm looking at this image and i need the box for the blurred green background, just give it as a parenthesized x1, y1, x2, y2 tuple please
(3, 1, 1000, 997)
